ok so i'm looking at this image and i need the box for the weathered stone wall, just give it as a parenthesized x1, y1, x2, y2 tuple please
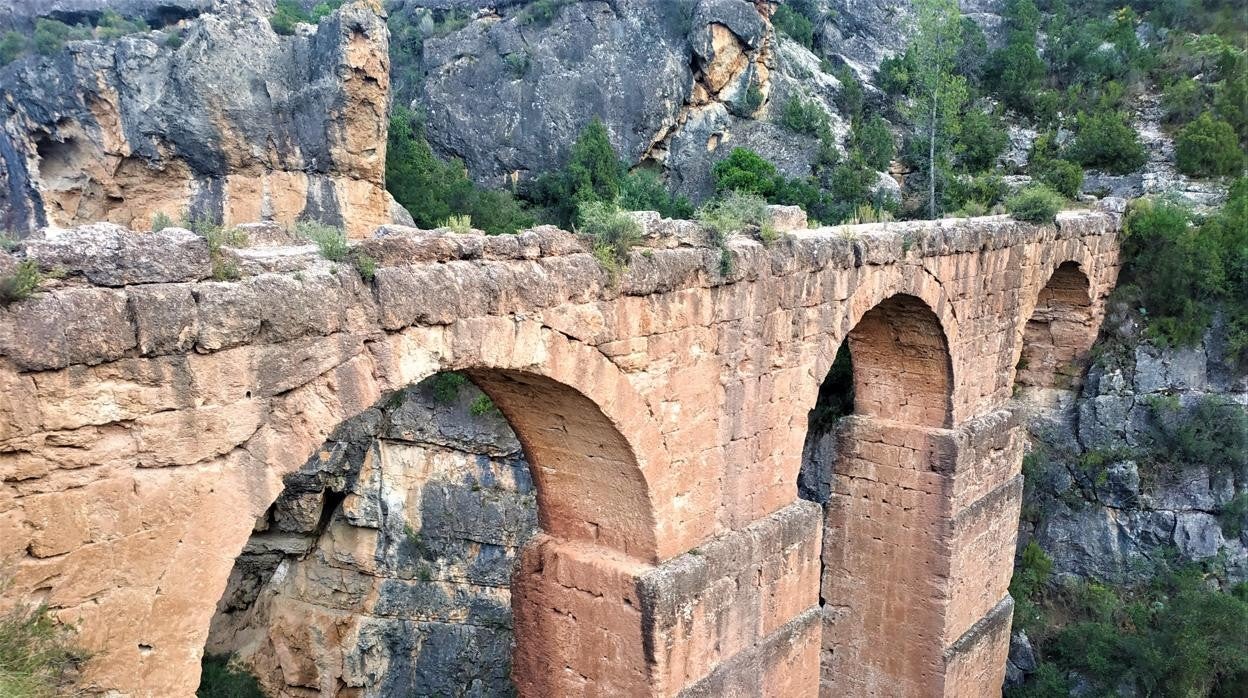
(0, 205, 1120, 696)
(207, 375, 535, 696)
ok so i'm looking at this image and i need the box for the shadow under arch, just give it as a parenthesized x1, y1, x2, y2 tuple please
(464, 368, 657, 562)
(847, 292, 955, 429)
(1013, 261, 1095, 392)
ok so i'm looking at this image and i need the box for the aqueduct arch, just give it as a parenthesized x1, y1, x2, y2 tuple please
(1013, 261, 1096, 393)
(204, 362, 661, 696)
(0, 210, 1120, 696)
(846, 293, 954, 428)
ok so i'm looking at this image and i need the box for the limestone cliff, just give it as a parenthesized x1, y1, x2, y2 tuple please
(1007, 304, 1248, 685)
(390, 0, 1015, 203)
(394, 0, 854, 201)
(207, 375, 537, 697)
(0, 0, 398, 238)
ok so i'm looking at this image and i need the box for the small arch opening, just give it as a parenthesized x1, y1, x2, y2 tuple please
(848, 293, 954, 429)
(1014, 262, 1094, 397)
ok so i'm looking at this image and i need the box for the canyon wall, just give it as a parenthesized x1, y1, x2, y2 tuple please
(0, 0, 399, 237)
(208, 376, 536, 697)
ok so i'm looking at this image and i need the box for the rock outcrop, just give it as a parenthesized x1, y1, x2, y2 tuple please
(207, 375, 537, 697)
(399, 1, 1013, 203)
(404, 0, 852, 201)
(1016, 307, 1247, 589)
(0, 0, 398, 237)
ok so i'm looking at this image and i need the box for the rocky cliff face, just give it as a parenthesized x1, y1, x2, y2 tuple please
(207, 375, 537, 697)
(0, 0, 398, 237)
(395, 0, 1015, 203)
(1008, 305, 1248, 685)
(1018, 308, 1247, 588)
(396, 0, 855, 201)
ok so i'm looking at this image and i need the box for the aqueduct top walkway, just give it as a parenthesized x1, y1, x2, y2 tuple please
(0, 205, 1119, 696)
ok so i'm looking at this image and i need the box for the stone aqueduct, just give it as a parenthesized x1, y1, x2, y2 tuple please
(0, 207, 1119, 696)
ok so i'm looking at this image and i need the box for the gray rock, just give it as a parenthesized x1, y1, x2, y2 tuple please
(419, 1, 694, 186)
(0, 1, 391, 234)
(1, 0, 215, 31)
(23, 224, 211, 285)
(1135, 342, 1208, 393)
(1173, 513, 1223, 560)
(1097, 460, 1140, 509)
(1004, 630, 1036, 686)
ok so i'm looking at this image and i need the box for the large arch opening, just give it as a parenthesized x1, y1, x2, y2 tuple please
(200, 368, 653, 697)
(803, 293, 956, 694)
(1013, 261, 1095, 396)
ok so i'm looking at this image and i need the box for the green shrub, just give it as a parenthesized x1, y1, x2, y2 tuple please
(0, 599, 84, 698)
(955, 16, 989, 86)
(1067, 110, 1147, 174)
(565, 118, 622, 207)
(1144, 395, 1248, 477)
(834, 66, 865, 122)
(949, 172, 1008, 210)
(151, 212, 174, 232)
(431, 372, 468, 403)
(696, 191, 768, 236)
(1119, 196, 1231, 347)
(386, 107, 534, 234)
(0, 31, 27, 65)
(440, 214, 472, 234)
(96, 10, 148, 40)
(877, 49, 915, 96)
(1161, 77, 1206, 125)
(33, 19, 77, 55)
(772, 5, 813, 48)
(309, 1, 343, 22)
(712, 147, 779, 197)
(742, 82, 764, 114)
(269, 0, 309, 35)
(1006, 184, 1064, 223)
(957, 108, 1009, 173)
(197, 655, 263, 698)
(619, 169, 693, 219)
(1004, 663, 1069, 698)
(352, 252, 376, 282)
(187, 220, 247, 280)
(577, 201, 641, 278)
(469, 394, 498, 417)
(1044, 569, 1248, 697)
(779, 96, 830, 137)
(1174, 112, 1243, 177)
(988, 34, 1046, 113)
(295, 221, 349, 261)
(852, 116, 895, 171)
(520, 0, 571, 26)
(0, 260, 42, 305)
(1214, 55, 1248, 142)
(1035, 159, 1084, 199)
(504, 51, 530, 78)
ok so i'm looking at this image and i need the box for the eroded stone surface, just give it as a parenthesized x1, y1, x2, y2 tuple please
(0, 0, 399, 237)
